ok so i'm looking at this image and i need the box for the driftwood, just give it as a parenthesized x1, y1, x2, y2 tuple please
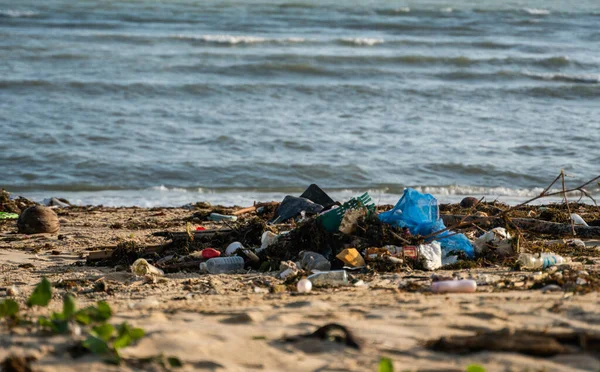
(427, 328, 600, 357)
(86, 244, 164, 262)
(152, 228, 233, 240)
(441, 214, 600, 239)
(232, 202, 279, 216)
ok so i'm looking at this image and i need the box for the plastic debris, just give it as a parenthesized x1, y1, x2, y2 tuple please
(271, 196, 323, 224)
(319, 192, 375, 232)
(225, 241, 244, 256)
(418, 241, 442, 271)
(259, 231, 278, 251)
(200, 248, 221, 259)
(208, 213, 238, 222)
(571, 213, 588, 226)
(43, 197, 71, 208)
(300, 184, 336, 209)
(474, 227, 514, 257)
(0, 212, 19, 220)
(379, 188, 474, 258)
(297, 279, 312, 293)
(336, 248, 366, 268)
(338, 208, 366, 234)
(307, 270, 349, 287)
(279, 261, 300, 279)
(518, 253, 567, 270)
(200, 256, 244, 274)
(431, 279, 477, 293)
(131, 258, 164, 276)
(299, 251, 331, 272)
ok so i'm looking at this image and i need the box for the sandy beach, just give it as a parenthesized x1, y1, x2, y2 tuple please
(1, 204, 599, 371)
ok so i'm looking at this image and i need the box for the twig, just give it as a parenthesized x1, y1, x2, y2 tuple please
(427, 172, 600, 240)
(561, 170, 576, 236)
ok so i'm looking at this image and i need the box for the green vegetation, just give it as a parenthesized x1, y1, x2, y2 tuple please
(0, 277, 149, 365)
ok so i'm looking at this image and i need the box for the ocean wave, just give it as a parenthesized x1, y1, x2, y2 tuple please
(172, 34, 306, 45)
(337, 37, 384, 46)
(523, 71, 600, 84)
(0, 9, 39, 18)
(440, 7, 453, 13)
(375, 7, 411, 16)
(523, 8, 551, 15)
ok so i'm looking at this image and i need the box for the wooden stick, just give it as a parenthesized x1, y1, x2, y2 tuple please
(561, 170, 576, 236)
(86, 244, 164, 261)
(232, 202, 279, 216)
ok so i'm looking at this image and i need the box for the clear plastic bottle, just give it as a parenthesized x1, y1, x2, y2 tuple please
(300, 251, 331, 272)
(200, 256, 244, 274)
(307, 270, 348, 287)
(518, 253, 566, 270)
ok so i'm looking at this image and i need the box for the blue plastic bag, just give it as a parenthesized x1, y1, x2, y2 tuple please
(379, 188, 474, 258)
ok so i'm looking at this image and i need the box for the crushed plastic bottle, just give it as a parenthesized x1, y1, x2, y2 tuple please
(208, 213, 238, 222)
(131, 258, 164, 276)
(299, 251, 331, 272)
(200, 256, 244, 274)
(518, 253, 567, 270)
(307, 270, 349, 287)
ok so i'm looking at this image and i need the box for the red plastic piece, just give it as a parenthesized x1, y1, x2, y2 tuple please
(201, 248, 221, 259)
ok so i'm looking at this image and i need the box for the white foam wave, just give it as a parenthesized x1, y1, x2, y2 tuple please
(440, 7, 453, 13)
(339, 37, 384, 46)
(0, 9, 39, 18)
(395, 7, 411, 13)
(524, 8, 550, 15)
(414, 185, 544, 198)
(174, 34, 306, 45)
(523, 71, 600, 83)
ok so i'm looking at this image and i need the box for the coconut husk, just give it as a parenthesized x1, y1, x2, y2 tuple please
(17, 206, 60, 234)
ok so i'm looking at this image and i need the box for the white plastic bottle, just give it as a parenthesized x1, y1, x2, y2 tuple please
(307, 270, 348, 287)
(200, 256, 244, 274)
(431, 279, 477, 293)
(518, 253, 566, 270)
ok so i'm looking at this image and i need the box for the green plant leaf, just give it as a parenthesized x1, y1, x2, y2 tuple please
(75, 311, 91, 325)
(27, 277, 52, 308)
(113, 322, 144, 349)
(0, 299, 19, 318)
(75, 301, 112, 325)
(92, 324, 115, 342)
(113, 333, 132, 350)
(167, 356, 183, 368)
(466, 365, 486, 372)
(379, 357, 394, 372)
(95, 301, 112, 321)
(83, 335, 110, 354)
(38, 316, 59, 333)
(129, 327, 145, 341)
(63, 294, 76, 318)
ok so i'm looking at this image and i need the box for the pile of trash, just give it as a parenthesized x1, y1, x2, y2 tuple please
(80, 183, 600, 294)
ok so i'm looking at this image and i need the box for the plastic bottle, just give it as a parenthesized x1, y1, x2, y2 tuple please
(431, 279, 477, 293)
(518, 253, 566, 270)
(200, 256, 244, 274)
(307, 270, 348, 287)
(300, 251, 331, 272)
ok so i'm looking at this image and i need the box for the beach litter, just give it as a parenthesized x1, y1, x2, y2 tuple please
(73, 174, 600, 298)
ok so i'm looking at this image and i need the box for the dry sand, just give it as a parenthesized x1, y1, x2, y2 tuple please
(1, 206, 599, 371)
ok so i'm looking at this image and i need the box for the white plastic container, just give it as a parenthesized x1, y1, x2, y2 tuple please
(431, 279, 477, 293)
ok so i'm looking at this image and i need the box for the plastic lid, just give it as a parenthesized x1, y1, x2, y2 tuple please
(199, 262, 208, 273)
